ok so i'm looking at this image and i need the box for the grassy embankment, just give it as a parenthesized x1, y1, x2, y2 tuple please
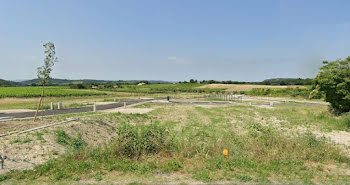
(1, 103, 350, 184)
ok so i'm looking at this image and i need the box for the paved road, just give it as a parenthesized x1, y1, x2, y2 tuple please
(0, 99, 150, 120)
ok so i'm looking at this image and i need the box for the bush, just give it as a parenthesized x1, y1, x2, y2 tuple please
(313, 57, 350, 114)
(114, 123, 175, 158)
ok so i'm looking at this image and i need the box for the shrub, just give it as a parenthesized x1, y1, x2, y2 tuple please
(313, 57, 350, 114)
(114, 123, 175, 158)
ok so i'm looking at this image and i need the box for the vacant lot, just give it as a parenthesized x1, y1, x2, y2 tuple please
(200, 84, 306, 92)
(1, 102, 350, 184)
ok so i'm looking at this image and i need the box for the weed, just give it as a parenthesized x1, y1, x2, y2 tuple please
(93, 172, 103, 181)
(193, 169, 211, 182)
(341, 113, 350, 128)
(0, 175, 9, 182)
(55, 130, 86, 151)
(71, 175, 80, 181)
(235, 174, 253, 182)
(10, 137, 32, 144)
(34, 132, 44, 141)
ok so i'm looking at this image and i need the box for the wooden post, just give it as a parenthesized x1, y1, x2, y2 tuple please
(50, 102, 54, 110)
(33, 85, 45, 121)
(124, 102, 126, 108)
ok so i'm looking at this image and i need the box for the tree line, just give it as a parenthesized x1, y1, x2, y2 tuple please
(180, 78, 313, 85)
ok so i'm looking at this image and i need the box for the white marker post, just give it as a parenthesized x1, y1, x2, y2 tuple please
(93, 103, 97, 112)
(57, 102, 62, 110)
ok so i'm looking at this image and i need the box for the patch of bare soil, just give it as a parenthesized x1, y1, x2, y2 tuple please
(101, 108, 154, 114)
(0, 117, 118, 174)
(0, 109, 35, 114)
(253, 104, 275, 109)
(194, 104, 230, 108)
(0, 119, 57, 134)
(314, 131, 350, 147)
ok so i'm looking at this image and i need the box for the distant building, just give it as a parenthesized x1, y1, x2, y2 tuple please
(91, 85, 98, 89)
(113, 85, 119, 88)
(137, 83, 146, 86)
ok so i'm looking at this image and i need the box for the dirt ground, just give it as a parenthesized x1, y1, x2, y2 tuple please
(100, 107, 154, 114)
(0, 119, 58, 134)
(199, 84, 306, 92)
(0, 117, 117, 174)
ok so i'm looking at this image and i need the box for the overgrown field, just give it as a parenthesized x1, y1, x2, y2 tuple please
(242, 87, 319, 99)
(0, 86, 105, 98)
(1, 104, 350, 184)
(201, 84, 318, 99)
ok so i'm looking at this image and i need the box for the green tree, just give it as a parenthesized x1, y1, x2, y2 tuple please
(34, 42, 58, 120)
(312, 57, 350, 114)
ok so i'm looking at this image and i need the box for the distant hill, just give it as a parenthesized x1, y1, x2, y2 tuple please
(0, 79, 19, 87)
(19, 78, 172, 86)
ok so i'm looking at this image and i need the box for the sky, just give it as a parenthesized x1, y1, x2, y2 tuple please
(1, 0, 350, 82)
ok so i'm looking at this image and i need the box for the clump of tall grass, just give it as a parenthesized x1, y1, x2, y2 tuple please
(113, 122, 176, 158)
(55, 130, 86, 151)
(341, 113, 350, 128)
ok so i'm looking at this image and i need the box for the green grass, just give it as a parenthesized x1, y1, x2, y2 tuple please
(10, 137, 32, 144)
(0, 86, 105, 98)
(257, 106, 350, 132)
(1, 104, 350, 184)
(55, 130, 86, 151)
(98, 83, 224, 94)
(241, 87, 319, 99)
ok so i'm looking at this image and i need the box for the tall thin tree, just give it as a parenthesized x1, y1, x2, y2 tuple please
(33, 42, 58, 121)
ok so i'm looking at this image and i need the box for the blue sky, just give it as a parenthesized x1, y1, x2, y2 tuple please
(1, 0, 350, 81)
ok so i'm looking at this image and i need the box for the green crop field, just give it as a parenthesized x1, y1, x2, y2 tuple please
(0, 86, 106, 98)
(99, 83, 225, 94)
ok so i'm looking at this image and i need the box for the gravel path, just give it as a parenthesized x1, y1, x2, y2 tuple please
(0, 99, 150, 120)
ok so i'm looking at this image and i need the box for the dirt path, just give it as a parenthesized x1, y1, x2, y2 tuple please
(0, 99, 152, 120)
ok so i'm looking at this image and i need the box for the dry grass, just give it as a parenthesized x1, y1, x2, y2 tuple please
(199, 84, 306, 92)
